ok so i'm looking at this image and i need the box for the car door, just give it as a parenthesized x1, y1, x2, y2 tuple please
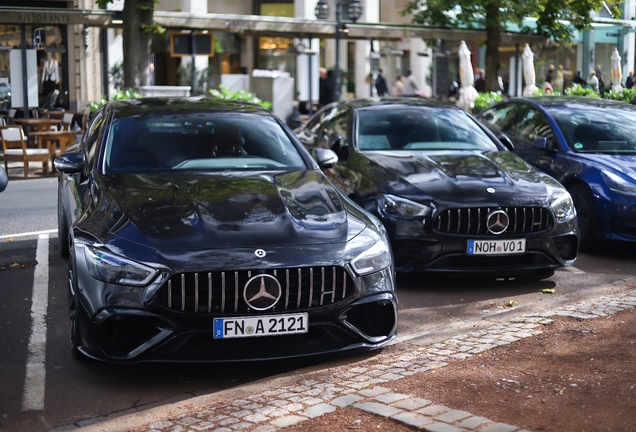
(509, 105, 562, 178)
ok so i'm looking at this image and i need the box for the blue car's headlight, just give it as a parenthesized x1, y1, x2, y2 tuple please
(377, 194, 430, 219)
(84, 246, 157, 286)
(347, 228, 391, 276)
(601, 170, 636, 198)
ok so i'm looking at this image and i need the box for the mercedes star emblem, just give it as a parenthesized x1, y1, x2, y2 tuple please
(254, 249, 266, 258)
(243, 274, 281, 311)
(486, 210, 509, 235)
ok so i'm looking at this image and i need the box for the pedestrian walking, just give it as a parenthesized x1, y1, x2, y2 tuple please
(626, 72, 634, 89)
(588, 72, 599, 92)
(375, 69, 389, 97)
(319, 67, 336, 109)
(392, 75, 404, 97)
(402, 69, 420, 97)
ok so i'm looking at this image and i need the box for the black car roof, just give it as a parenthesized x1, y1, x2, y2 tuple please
(109, 96, 271, 119)
(338, 97, 464, 111)
(505, 96, 636, 111)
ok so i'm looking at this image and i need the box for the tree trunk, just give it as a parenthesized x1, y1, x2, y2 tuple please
(484, 2, 501, 93)
(122, 0, 153, 90)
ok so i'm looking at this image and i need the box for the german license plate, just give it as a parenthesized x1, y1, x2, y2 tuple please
(467, 239, 526, 255)
(213, 313, 309, 339)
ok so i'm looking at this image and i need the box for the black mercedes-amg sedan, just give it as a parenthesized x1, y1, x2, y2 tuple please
(294, 98, 579, 277)
(55, 97, 397, 363)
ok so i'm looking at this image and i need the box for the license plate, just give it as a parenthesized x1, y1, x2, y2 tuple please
(213, 313, 309, 339)
(467, 239, 526, 255)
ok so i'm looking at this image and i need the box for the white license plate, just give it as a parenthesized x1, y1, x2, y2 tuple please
(213, 313, 309, 339)
(467, 239, 526, 255)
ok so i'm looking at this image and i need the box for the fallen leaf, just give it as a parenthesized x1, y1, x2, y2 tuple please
(9, 262, 20, 269)
(541, 289, 556, 294)
(6, 238, 14, 242)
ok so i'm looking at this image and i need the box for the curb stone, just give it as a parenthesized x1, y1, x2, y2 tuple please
(65, 285, 636, 432)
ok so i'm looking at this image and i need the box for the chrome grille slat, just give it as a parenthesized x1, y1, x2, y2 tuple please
(434, 206, 553, 236)
(164, 266, 354, 315)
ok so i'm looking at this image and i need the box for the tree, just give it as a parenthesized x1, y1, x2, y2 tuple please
(96, 0, 164, 90)
(403, 0, 622, 92)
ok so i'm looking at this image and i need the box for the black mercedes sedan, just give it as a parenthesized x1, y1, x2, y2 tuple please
(294, 98, 579, 276)
(55, 97, 397, 363)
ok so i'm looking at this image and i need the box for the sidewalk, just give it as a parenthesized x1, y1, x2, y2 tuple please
(65, 278, 636, 432)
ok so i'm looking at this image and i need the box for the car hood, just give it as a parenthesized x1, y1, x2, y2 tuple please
(363, 150, 556, 206)
(92, 170, 361, 250)
(575, 153, 636, 179)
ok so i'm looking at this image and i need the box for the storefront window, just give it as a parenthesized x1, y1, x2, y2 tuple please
(0, 24, 67, 111)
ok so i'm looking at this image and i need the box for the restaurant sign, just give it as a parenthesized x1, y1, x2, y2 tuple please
(0, 9, 113, 26)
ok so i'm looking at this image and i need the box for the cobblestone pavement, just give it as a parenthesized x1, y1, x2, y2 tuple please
(73, 287, 636, 432)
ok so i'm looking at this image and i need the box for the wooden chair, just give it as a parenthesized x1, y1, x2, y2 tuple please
(1, 126, 50, 177)
(62, 112, 75, 131)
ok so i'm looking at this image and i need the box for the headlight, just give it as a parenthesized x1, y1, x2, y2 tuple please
(601, 170, 636, 198)
(377, 194, 430, 219)
(550, 191, 576, 223)
(347, 228, 391, 276)
(84, 246, 157, 286)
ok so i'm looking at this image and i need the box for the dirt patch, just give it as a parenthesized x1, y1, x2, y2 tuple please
(287, 308, 636, 432)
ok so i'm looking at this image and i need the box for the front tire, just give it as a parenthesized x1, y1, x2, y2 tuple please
(569, 184, 598, 251)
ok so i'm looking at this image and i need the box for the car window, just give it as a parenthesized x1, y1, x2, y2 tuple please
(480, 104, 518, 135)
(547, 105, 636, 154)
(356, 107, 499, 151)
(103, 113, 307, 173)
(516, 107, 556, 148)
(84, 109, 105, 165)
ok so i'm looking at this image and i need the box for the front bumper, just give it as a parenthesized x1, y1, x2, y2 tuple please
(377, 212, 578, 274)
(71, 243, 397, 363)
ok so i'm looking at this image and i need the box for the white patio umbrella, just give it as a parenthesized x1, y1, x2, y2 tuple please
(611, 48, 623, 92)
(522, 44, 538, 96)
(456, 41, 479, 112)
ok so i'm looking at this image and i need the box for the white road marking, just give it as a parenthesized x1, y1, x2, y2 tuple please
(0, 229, 58, 240)
(21, 234, 49, 411)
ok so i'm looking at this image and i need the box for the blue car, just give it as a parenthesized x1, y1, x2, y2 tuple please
(478, 96, 636, 250)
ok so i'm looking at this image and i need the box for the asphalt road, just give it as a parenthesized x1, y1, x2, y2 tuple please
(0, 177, 634, 432)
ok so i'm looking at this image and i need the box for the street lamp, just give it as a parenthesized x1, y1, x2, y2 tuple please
(315, 0, 364, 101)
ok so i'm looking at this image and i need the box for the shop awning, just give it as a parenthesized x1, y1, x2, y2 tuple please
(0, 7, 544, 44)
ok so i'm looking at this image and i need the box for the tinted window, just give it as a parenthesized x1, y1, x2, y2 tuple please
(548, 105, 636, 154)
(480, 104, 518, 134)
(356, 107, 499, 151)
(104, 113, 307, 173)
(516, 107, 556, 148)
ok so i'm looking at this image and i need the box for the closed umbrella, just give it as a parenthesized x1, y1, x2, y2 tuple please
(522, 44, 538, 96)
(456, 41, 478, 112)
(611, 48, 623, 92)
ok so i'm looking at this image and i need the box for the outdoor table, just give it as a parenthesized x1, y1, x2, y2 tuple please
(12, 118, 63, 147)
(30, 130, 82, 173)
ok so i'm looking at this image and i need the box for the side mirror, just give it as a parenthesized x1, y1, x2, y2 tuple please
(499, 134, 515, 151)
(0, 166, 8, 192)
(54, 152, 85, 174)
(314, 148, 339, 170)
(329, 134, 349, 161)
(532, 137, 548, 150)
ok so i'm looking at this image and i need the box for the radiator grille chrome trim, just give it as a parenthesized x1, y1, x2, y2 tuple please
(435, 206, 552, 235)
(162, 266, 355, 315)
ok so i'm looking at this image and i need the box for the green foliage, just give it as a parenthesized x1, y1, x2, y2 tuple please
(209, 85, 273, 110)
(604, 87, 636, 103)
(564, 84, 601, 98)
(109, 61, 124, 92)
(141, 22, 166, 34)
(473, 92, 503, 114)
(90, 89, 142, 115)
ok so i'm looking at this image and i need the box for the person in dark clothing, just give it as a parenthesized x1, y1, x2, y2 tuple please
(474, 68, 486, 93)
(319, 68, 336, 109)
(626, 72, 634, 89)
(375, 69, 389, 96)
(573, 71, 584, 84)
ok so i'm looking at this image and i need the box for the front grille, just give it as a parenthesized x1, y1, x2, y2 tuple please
(435, 207, 552, 235)
(160, 267, 355, 315)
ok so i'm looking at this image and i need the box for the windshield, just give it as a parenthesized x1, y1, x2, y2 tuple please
(104, 113, 306, 173)
(548, 106, 636, 155)
(356, 107, 499, 152)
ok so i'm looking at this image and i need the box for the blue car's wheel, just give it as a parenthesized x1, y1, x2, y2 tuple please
(569, 184, 597, 251)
